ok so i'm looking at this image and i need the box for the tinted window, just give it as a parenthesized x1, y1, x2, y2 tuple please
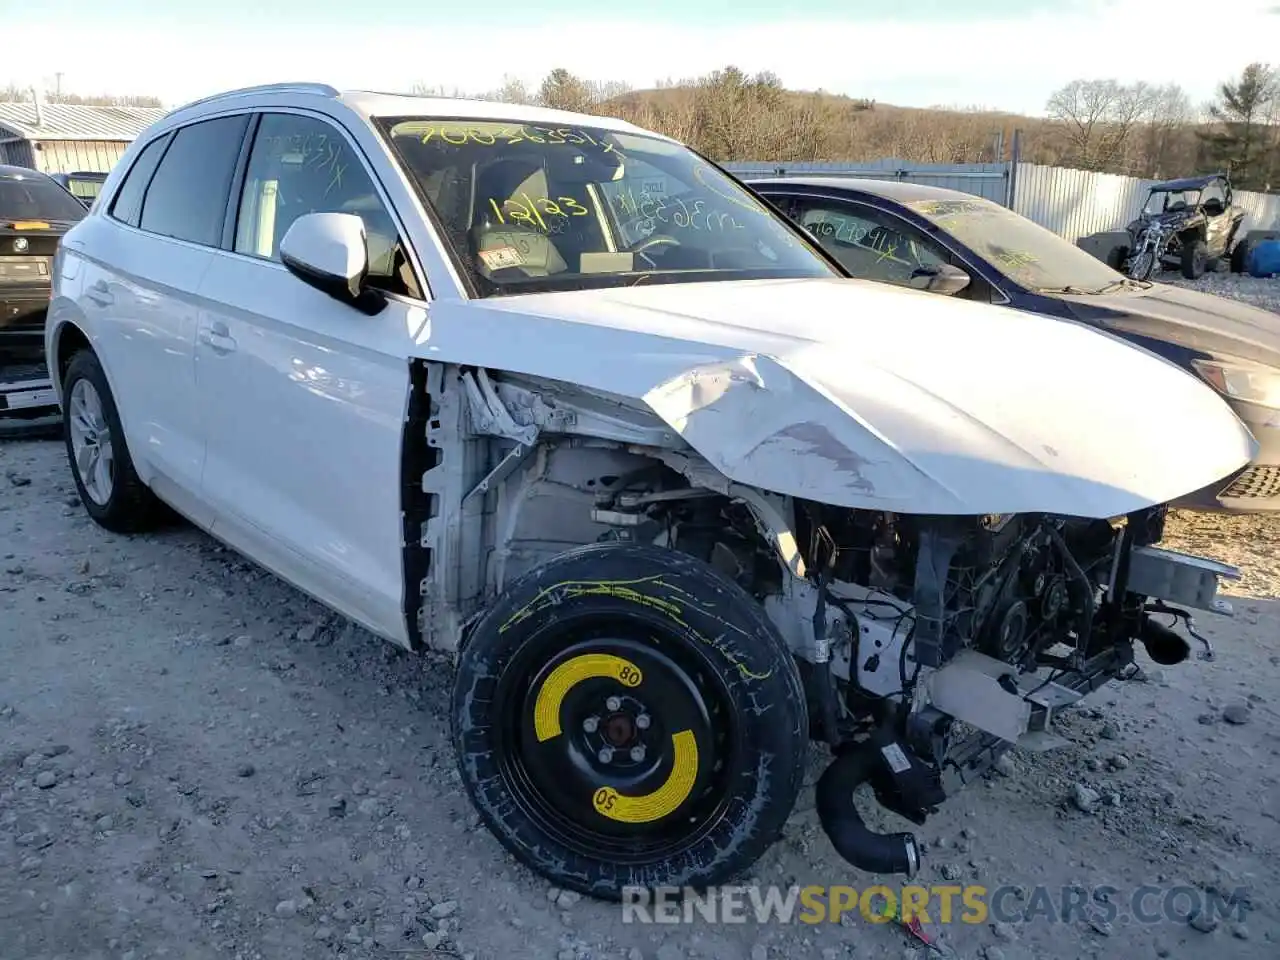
(794, 200, 948, 288)
(139, 115, 249, 246)
(234, 112, 418, 297)
(109, 134, 170, 227)
(0, 175, 88, 223)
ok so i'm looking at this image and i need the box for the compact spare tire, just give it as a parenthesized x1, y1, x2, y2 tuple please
(452, 542, 808, 899)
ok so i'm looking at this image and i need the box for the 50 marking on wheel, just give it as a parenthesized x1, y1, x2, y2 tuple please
(531, 651, 700, 825)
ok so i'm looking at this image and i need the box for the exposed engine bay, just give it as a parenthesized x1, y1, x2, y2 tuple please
(599, 488, 1234, 875)
(417, 364, 1241, 881)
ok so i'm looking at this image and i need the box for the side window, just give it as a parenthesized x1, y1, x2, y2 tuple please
(234, 112, 419, 298)
(794, 200, 949, 288)
(139, 115, 250, 246)
(109, 134, 171, 228)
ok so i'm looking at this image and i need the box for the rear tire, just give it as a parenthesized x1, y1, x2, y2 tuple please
(452, 542, 808, 900)
(1181, 238, 1208, 279)
(1231, 239, 1255, 274)
(61, 349, 168, 533)
(1105, 245, 1127, 271)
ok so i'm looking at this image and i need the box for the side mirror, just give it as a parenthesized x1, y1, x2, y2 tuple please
(279, 212, 386, 315)
(908, 263, 971, 296)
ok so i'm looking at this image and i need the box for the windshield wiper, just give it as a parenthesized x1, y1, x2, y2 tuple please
(1094, 278, 1151, 294)
(1037, 285, 1093, 295)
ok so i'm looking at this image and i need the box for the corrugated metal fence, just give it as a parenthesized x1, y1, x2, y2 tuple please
(725, 159, 1012, 205)
(725, 160, 1280, 241)
(1012, 164, 1280, 240)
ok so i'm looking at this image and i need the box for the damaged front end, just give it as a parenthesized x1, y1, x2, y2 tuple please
(760, 504, 1236, 878)
(425, 280, 1255, 894)
(520, 412, 1243, 879)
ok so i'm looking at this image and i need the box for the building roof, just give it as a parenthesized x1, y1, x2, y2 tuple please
(0, 102, 168, 142)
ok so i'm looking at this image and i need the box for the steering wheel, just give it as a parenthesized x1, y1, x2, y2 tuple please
(628, 233, 682, 268)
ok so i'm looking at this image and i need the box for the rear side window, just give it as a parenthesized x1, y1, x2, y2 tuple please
(139, 114, 250, 246)
(110, 134, 171, 227)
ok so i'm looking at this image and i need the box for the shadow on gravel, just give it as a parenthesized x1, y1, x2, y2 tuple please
(0, 412, 61, 441)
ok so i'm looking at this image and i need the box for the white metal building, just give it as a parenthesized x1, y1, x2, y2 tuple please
(0, 101, 168, 174)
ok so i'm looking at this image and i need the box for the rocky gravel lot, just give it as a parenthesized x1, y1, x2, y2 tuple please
(3, 276, 1280, 960)
(4, 441, 1279, 960)
(1165, 272, 1280, 313)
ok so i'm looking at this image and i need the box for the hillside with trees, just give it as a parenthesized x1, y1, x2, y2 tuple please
(440, 61, 1279, 191)
(5, 61, 1275, 190)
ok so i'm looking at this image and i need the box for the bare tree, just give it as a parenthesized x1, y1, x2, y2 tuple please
(402, 63, 1276, 182)
(1134, 83, 1193, 177)
(480, 75, 535, 106)
(1046, 79, 1155, 171)
(0, 84, 162, 107)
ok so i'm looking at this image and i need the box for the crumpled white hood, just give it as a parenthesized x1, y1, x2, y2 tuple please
(423, 277, 1256, 518)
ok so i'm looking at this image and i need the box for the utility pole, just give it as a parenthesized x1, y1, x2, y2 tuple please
(54, 72, 63, 99)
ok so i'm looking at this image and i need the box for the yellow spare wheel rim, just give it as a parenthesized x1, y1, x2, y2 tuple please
(495, 628, 735, 862)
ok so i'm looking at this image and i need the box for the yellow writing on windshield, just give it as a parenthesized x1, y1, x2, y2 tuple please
(413, 124, 619, 154)
(994, 250, 1039, 269)
(691, 164, 770, 215)
(908, 199, 986, 217)
(488, 194, 590, 232)
(612, 188, 744, 233)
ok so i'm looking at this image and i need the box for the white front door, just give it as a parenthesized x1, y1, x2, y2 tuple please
(195, 110, 428, 645)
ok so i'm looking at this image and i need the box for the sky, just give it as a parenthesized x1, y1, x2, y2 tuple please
(2, 0, 1278, 116)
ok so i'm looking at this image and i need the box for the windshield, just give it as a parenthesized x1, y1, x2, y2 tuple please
(0, 175, 88, 222)
(905, 196, 1122, 293)
(1143, 189, 1200, 216)
(376, 117, 837, 296)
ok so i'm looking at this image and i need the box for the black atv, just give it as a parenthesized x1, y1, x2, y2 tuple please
(1109, 173, 1248, 281)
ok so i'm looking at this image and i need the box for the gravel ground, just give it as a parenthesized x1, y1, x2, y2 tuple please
(4, 439, 1279, 960)
(1164, 272, 1280, 313)
(3, 275, 1279, 960)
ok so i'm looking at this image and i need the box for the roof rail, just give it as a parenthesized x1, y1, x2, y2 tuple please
(173, 82, 341, 113)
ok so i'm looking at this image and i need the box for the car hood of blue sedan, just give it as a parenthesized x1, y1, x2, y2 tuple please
(1057, 281, 1280, 366)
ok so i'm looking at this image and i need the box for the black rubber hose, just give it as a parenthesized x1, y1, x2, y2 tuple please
(815, 746, 922, 877)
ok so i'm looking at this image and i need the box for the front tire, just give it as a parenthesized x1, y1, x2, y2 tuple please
(1129, 248, 1155, 280)
(62, 349, 167, 533)
(1181, 237, 1208, 279)
(452, 542, 808, 900)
